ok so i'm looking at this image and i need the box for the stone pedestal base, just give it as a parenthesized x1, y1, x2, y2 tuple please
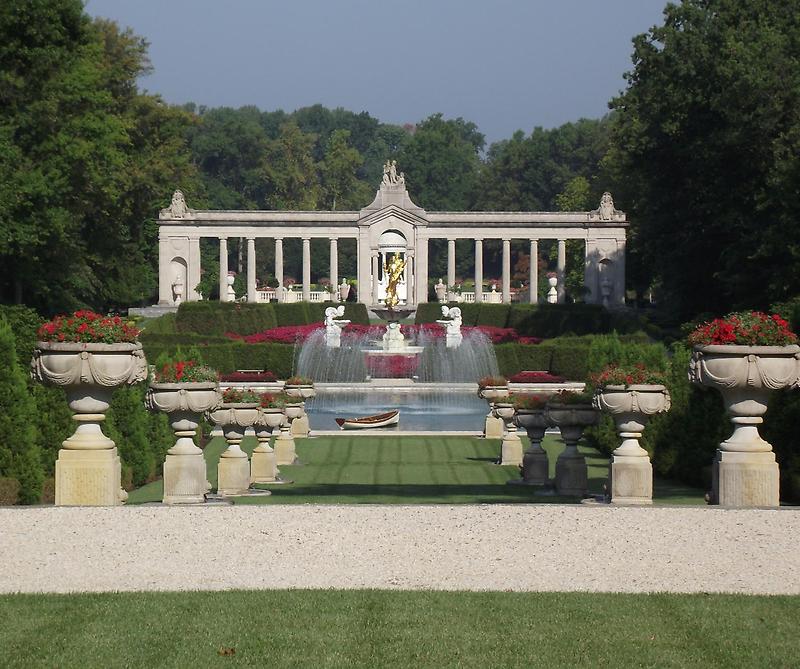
(55, 447, 126, 506)
(611, 456, 652, 505)
(251, 446, 278, 483)
(499, 432, 523, 466)
(217, 452, 250, 496)
(521, 449, 549, 485)
(291, 414, 310, 438)
(484, 414, 503, 439)
(163, 452, 209, 504)
(712, 449, 779, 507)
(274, 432, 298, 466)
(555, 454, 587, 496)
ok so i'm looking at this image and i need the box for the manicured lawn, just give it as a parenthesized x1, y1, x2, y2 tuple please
(128, 435, 705, 505)
(0, 590, 797, 668)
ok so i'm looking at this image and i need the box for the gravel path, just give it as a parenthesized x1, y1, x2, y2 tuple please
(1, 505, 798, 595)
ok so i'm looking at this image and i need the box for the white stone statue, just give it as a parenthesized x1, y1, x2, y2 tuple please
(225, 273, 236, 302)
(171, 273, 184, 305)
(338, 278, 350, 302)
(382, 321, 405, 351)
(434, 278, 447, 303)
(437, 305, 463, 348)
(160, 189, 193, 219)
(381, 159, 405, 187)
(324, 305, 350, 348)
(592, 192, 620, 221)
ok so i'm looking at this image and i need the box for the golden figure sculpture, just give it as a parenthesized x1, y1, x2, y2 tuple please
(383, 252, 406, 309)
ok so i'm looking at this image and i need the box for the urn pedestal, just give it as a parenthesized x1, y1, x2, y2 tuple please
(275, 404, 304, 465)
(546, 403, 598, 497)
(251, 408, 284, 483)
(479, 386, 508, 440)
(285, 384, 315, 438)
(594, 385, 671, 505)
(511, 410, 551, 485)
(31, 342, 147, 506)
(146, 382, 221, 504)
(208, 404, 263, 496)
(689, 344, 800, 507)
(492, 402, 523, 466)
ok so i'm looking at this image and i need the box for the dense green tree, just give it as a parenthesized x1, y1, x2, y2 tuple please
(397, 114, 484, 210)
(555, 176, 593, 301)
(320, 129, 371, 210)
(610, 0, 800, 319)
(262, 121, 320, 209)
(0, 319, 43, 503)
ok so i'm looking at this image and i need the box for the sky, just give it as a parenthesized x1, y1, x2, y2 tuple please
(86, 0, 667, 145)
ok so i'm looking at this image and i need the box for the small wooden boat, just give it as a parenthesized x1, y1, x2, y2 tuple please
(335, 410, 400, 430)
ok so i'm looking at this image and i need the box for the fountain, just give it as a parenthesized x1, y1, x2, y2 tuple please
(294, 257, 501, 431)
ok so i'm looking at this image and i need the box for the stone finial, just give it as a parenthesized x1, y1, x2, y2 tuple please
(590, 192, 622, 221)
(160, 189, 193, 219)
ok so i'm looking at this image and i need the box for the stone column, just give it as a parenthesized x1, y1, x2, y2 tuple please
(557, 239, 566, 303)
(218, 237, 228, 302)
(529, 239, 538, 304)
(584, 238, 598, 304)
(157, 235, 172, 305)
(615, 237, 627, 306)
(274, 238, 284, 290)
(302, 238, 311, 302)
(246, 237, 257, 303)
(407, 252, 414, 303)
(474, 239, 483, 303)
(447, 239, 456, 288)
(371, 252, 380, 304)
(502, 238, 511, 304)
(415, 235, 429, 304)
(329, 238, 338, 300)
(188, 237, 201, 301)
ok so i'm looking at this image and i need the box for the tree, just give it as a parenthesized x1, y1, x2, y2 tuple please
(0, 319, 42, 503)
(610, 0, 800, 319)
(555, 177, 593, 301)
(320, 129, 370, 210)
(397, 114, 484, 210)
(262, 121, 320, 210)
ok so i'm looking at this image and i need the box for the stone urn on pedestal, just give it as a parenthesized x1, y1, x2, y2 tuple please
(275, 399, 305, 466)
(510, 396, 552, 485)
(31, 314, 147, 506)
(546, 274, 558, 304)
(251, 406, 285, 484)
(145, 366, 221, 504)
(593, 382, 671, 505)
(208, 390, 264, 496)
(546, 394, 598, 496)
(284, 377, 315, 438)
(478, 378, 508, 440)
(492, 401, 523, 466)
(687, 312, 800, 507)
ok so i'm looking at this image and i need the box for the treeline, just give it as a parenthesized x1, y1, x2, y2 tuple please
(3, 0, 800, 322)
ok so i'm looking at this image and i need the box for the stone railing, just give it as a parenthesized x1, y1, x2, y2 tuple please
(256, 287, 333, 303)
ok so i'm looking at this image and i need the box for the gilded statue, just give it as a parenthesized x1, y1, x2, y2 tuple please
(383, 252, 406, 309)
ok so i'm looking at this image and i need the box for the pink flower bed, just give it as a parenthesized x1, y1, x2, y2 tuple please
(365, 354, 420, 378)
(508, 371, 566, 384)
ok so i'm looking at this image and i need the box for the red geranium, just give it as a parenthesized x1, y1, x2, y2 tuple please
(38, 311, 140, 343)
(688, 312, 797, 346)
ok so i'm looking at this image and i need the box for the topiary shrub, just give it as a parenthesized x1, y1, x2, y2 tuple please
(476, 304, 510, 328)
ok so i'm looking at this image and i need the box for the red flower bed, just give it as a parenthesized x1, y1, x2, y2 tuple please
(508, 371, 566, 383)
(219, 371, 277, 383)
(38, 310, 140, 343)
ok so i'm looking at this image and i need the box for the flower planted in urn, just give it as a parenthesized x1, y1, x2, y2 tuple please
(688, 311, 800, 507)
(284, 376, 313, 386)
(31, 311, 148, 506)
(592, 364, 670, 505)
(512, 394, 549, 410)
(146, 358, 221, 505)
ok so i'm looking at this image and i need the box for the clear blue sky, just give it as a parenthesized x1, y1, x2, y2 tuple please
(86, 0, 667, 145)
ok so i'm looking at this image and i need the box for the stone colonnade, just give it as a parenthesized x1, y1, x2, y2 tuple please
(158, 178, 627, 307)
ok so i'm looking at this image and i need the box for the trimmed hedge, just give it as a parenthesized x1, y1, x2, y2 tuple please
(416, 302, 647, 338)
(142, 341, 296, 377)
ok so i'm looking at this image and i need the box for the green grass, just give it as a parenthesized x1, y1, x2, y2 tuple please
(0, 590, 797, 668)
(128, 435, 705, 505)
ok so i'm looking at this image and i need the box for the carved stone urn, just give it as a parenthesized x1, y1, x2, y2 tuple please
(207, 403, 262, 496)
(491, 402, 523, 466)
(275, 402, 304, 465)
(284, 383, 315, 438)
(251, 407, 285, 484)
(31, 342, 147, 506)
(546, 402, 598, 496)
(146, 381, 221, 504)
(593, 385, 671, 505)
(689, 344, 800, 507)
(512, 409, 552, 485)
(478, 385, 508, 440)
